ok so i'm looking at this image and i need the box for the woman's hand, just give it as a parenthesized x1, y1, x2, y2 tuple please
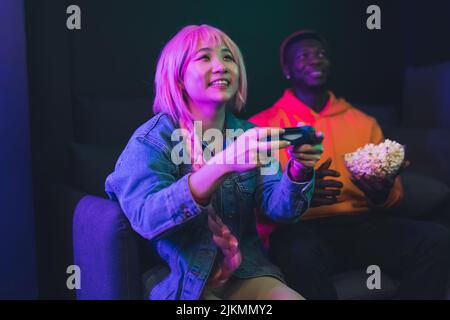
(210, 127, 290, 174)
(288, 126, 324, 182)
(189, 127, 289, 206)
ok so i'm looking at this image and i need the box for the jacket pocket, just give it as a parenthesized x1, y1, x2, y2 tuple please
(235, 170, 258, 194)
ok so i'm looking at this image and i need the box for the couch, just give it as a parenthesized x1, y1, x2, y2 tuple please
(71, 62, 450, 299)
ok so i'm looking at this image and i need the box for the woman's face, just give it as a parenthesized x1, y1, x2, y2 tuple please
(183, 43, 239, 109)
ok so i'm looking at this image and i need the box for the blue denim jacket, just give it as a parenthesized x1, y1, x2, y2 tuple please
(105, 112, 315, 300)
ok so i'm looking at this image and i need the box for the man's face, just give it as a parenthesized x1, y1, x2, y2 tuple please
(284, 38, 330, 88)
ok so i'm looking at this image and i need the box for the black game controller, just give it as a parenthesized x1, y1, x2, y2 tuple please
(280, 126, 323, 146)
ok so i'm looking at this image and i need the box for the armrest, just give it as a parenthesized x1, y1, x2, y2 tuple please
(73, 195, 141, 299)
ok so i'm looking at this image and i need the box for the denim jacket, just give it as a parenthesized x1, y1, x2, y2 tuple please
(105, 112, 315, 300)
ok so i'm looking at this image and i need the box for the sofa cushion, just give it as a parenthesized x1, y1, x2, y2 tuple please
(402, 61, 450, 129)
(73, 195, 142, 299)
(394, 172, 450, 219)
(73, 96, 153, 146)
(69, 143, 123, 196)
(383, 127, 450, 186)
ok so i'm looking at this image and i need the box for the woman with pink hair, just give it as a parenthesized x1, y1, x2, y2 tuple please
(105, 24, 323, 300)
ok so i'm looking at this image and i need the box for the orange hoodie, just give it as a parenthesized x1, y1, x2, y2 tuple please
(249, 90, 404, 244)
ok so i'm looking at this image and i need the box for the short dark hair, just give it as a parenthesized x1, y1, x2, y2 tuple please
(280, 30, 328, 67)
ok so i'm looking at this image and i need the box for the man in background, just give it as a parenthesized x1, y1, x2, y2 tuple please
(249, 30, 450, 299)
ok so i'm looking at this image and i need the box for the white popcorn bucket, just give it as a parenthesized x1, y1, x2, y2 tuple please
(343, 139, 406, 179)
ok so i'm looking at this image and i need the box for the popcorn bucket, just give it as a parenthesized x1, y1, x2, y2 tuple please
(343, 139, 406, 180)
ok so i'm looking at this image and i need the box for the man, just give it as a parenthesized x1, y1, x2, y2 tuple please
(249, 30, 450, 299)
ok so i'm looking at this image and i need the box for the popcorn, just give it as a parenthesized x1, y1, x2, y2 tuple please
(344, 139, 405, 179)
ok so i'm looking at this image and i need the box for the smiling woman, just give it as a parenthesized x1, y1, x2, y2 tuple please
(185, 46, 239, 103)
(153, 25, 247, 126)
(104, 24, 322, 300)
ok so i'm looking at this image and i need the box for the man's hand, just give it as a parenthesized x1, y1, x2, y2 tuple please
(311, 157, 343, 207)
(350, 160, 410, 205)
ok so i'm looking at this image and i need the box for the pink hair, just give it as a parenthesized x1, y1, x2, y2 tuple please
(153, 24, 247, 126)
(153, 26, 245, 285)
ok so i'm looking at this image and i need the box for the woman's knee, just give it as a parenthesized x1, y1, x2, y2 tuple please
(265, 284, 305, 300)
(225, 276, 305, 300)
(253, 277, 305, 300)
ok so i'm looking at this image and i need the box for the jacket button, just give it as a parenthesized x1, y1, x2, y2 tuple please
(183, 208, 191, 218)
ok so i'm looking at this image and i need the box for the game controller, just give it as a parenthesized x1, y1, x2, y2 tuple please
(280, 126, 323, 146)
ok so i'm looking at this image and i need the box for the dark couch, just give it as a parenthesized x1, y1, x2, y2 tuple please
(70, 61, 450, 299)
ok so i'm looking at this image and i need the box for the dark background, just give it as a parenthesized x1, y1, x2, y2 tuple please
(0, 0, 37, 299)
(6, 0, 448, 298)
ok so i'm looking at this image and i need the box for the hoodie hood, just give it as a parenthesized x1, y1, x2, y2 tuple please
(273, 89, 353, 122)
